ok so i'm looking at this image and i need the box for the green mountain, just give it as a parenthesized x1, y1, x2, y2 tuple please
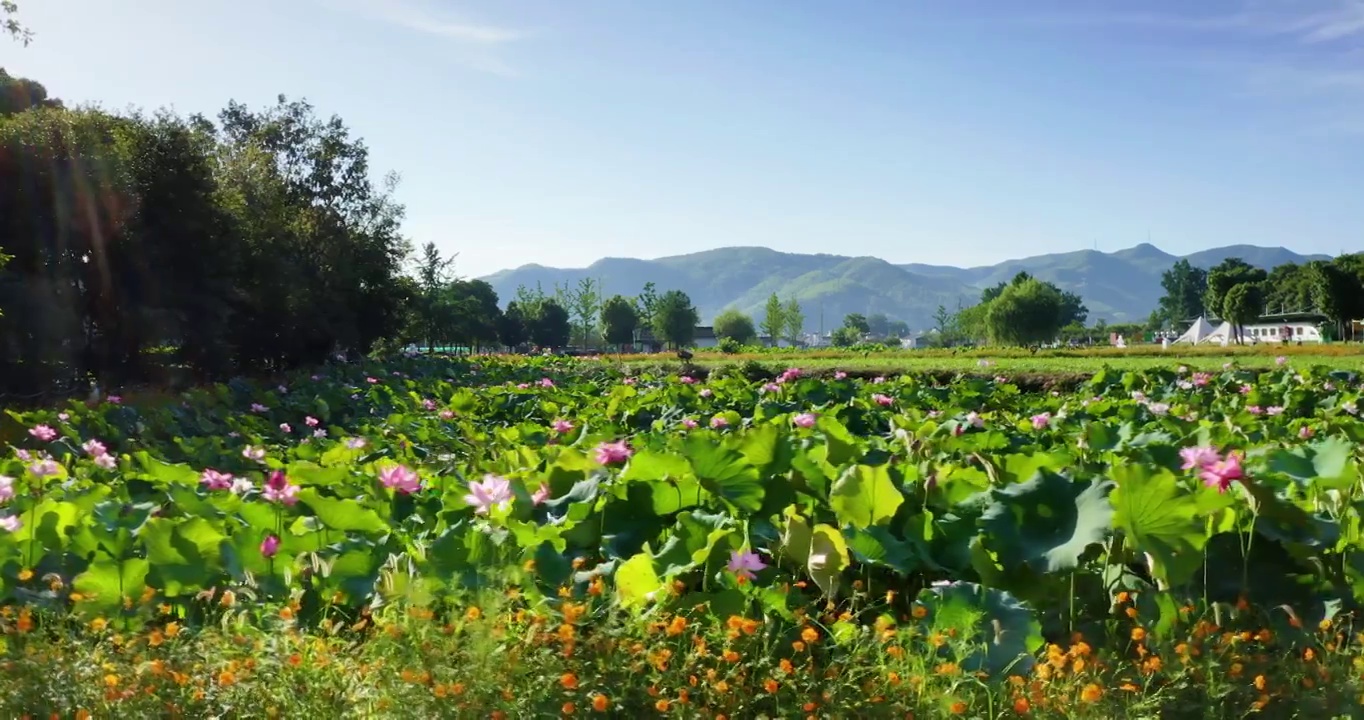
(480, 244, 1333, 332)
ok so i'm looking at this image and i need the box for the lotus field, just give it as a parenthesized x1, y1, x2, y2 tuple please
(4, 355, 1364, 717)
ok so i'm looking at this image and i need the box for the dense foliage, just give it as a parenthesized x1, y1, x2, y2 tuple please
(0, 72, 411, 398)
(3, 354, 1361, 644)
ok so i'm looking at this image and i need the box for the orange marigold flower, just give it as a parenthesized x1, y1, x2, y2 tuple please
(654, 699, 670, 712)
(801, 626, 820, 643)
(722, 650, 740, 663)
(1013, 697, 1030, 714)
(1130, 627, 1147, 642)
(560, 673, 579, 690)
(911, 605, 928, 619)
(1080, 683, 1103, 703)
(561, 702, 575, 715)
(591, 693, 609, 711)
(465, 607, 482, 622)
(764, 678, 779, 694)
(949, 700, 968, 714)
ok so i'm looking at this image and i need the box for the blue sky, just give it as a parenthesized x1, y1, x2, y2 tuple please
(6, 0, 1363, 277)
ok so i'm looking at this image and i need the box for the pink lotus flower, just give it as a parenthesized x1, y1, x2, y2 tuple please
(552, 419, 574, 434)
(346, 437, 367, 450)
(93, 454, 116, 470)
(1239, 384, 1252, 395)
(872, 393, 893, 406)
(699, 388, 713, 398)
(57, 412, 69, 422)
(313, 429, 327, 439)
(517, 383, 530, 390)
(242, 446, 266, 462)
(464, 474, 513, 514)
(1030, 413, 1052, 430)
(1192, 373, 1212, 387)
(230, 477, 254, 495)
(531, 483, 551, 505)
(262, 471, 299, 505)
(1247, 406, 1263, 415)
(1299, 426, 1314, 439)
(251, 403, 269, 413)
(761, 383, 781, 394)
(82, 439, 107, 457)
(623, 377, 637, 386)
(0, 476, 13, 503)
(726, 549, 767, 582)
(1276, 356, 1288, 366)
(0, 515, 21, 533)
(305, 416, 320, 427)
(1147, 402, 1170, 416)
(280, 423, 292, 433)
(995, 376, 1008, 384)
(594, 440, 633, 465)
(366, 377, 379, 384)
(873, 376, 886, 384)
(28, 460, 59, 478)
(965, 412, 984, 428)
(793, 413, 817, 428)
(200, 469, 235, 491)
(439, 410, 455, 420)
(261, 534, 280, 558)
(540, 377, 555, 388)
(1179, 446, 1220, 471)
(28, 425, 57, 442)
(379, 465, 422, 495)
(679, 375, 696, 384)
(106, 395, 122, 405)
(1199, 452, 1244, 493)
(710, 416, 729, 429)
(681, 418, 698, 429)
(422, 399, 437, 411)
(834, 371, 847, 380)
(1266, 406, 1284, 416)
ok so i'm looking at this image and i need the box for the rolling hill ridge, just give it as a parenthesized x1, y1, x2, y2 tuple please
(480, 244, 1333, 333)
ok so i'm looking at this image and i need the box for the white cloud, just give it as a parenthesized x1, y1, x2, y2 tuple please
(316, 0, 528, 75)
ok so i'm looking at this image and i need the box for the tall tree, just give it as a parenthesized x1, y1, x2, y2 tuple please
(633, 281, 660, 345)
(1156, 259, 1208, 326)
(1204, 258, 1266, 321)
(760, 293, 786, 347)
(842, 313, 870, 334)
(1222, 282, 1264, 344)
(713, 308, 757, 345)
(414, 242, 455, 352)
(653, 290, 699, 349)
(783, 297, 804, 346)
(1310, 260, 1363, 342)
(528, 300, 571, 349)
(568, 277, 601, 348)
(463, 280, 504, 349)
(984, 278, 1065, 346)
(600, 294, 638, 350)
(866, 313, 890, 338)
(497, 301, 529, 350)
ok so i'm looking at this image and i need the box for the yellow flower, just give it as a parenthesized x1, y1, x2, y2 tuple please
(1080, 683, 1103, 703)
(17, 569, 32, 582)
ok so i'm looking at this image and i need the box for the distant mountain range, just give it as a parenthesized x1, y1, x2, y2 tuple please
(480, 244, 1333, 332)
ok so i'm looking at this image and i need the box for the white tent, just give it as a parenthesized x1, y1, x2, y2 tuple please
(1200, 321, 1238, 346)
(1172, 316, 1214, 345)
